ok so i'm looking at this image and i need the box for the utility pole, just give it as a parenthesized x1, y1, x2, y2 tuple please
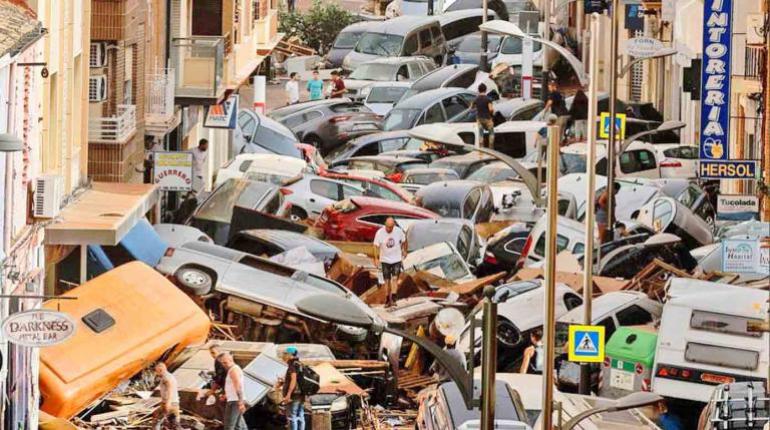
(541, 118, 561, 430)
(605, 0, 620, 237)
(479, 285, 498, 430)
(480, 0, 489, 72)
(541, 0, 551, 101)
(762, 7, 770, 221)
(579, 12, 600, 396)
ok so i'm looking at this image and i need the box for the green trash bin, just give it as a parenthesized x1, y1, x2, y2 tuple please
(599, 326, 658, 399)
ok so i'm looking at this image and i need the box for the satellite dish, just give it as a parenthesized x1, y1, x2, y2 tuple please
(434, 308, 465, 337)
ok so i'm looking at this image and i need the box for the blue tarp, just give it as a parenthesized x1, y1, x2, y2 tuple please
(88, 219, 168, 278)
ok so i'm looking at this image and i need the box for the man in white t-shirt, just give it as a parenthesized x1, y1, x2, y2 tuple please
(373, 217, 407, 307)
(285, 72, 300, 105)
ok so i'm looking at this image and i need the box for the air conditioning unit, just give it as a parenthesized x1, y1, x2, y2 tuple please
(89, 75, 107, 102)
(34, 175, 63, 218)
(90, 42, 106, 68)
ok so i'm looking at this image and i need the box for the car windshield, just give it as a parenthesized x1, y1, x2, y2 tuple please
(195, 179, 272, 223)
(355, 33, 404, 56)
(350, 64, 399, 81)
(457, 35, 501, 52)
(383, 108, 421, 131)
(413, 252, 469, 281)
(334, 31, 363, 49)
(561, 153, 587, 174)
(399, 88, 420, 102)
(405, 172, 457, 185)
(467, 164, 515, 182)
(367, 86, 410, 103)
(423, 199, 462, 218)
(500, 37, 542, 54)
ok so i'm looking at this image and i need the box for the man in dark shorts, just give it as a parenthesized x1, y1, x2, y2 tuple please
(373, 217, 407, 307)
(472, 83, 495, 148)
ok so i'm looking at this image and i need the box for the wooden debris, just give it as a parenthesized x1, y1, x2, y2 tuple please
(276, 37, 316, 56)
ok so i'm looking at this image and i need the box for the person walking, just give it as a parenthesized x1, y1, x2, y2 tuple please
(153, 363, 181, 430)
(596, 182, 620, 243)
(373, 217, 407, 307)
(278, 346, 306, 430)
(329, 70, 346, 98)
(519, 329, 544, 375)
(306, 70, 324, 101)
(191, 138, 209, 196)
(221, 352, 248, 430)
(286, 72, 300, 105)
(544, 81, 568, 139)
(286, 0, 296, 13)
(568, 89, 589, 142)
(472, 83, 495, 148)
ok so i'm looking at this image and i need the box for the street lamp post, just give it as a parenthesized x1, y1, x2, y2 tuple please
(605, 0, 620, 247)
(479, 286, 497, 430)
(480, 0, 489, 72)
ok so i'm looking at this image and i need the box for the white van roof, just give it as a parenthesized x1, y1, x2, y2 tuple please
(495, 120, 547, 133)
(559, 291, 648, 323)
(666, 278, 768, 319)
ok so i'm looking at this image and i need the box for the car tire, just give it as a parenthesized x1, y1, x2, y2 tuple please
(175, 266, 214, 295)
(290, 206, 308, 222)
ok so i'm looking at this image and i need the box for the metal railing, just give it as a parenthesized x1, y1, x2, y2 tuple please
(146, 69, 175, 123)
(745, 46, 765, 80)
(171, 36, 225, 99)
(88, 104, 137, 144)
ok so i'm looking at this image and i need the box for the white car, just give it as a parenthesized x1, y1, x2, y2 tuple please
(284, 175, 366, 220)
(402, 242, 476, 283)
(653, 143, 699, 179)
(491, 35, 544, 70)
(561, 140, 668, 179)
(362, 81, 412, 116)
(215, 154, 307, 186)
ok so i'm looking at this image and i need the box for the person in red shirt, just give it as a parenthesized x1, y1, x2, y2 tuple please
(330, 70, 346, 98)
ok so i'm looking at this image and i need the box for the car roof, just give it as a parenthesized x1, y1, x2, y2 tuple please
(418, 179, 483, 197)
(395, 87, 473, 109)
(346, 154, 423, 163)
(361, 56, 430, 65)
(410, 64, 478, 91)
(339, 21, 370, 32)
(403, 167, 459, 176)
(268, 98, 353, 118)
(440, 380, 522, 426)
(431, 152, 495, 165)
(495, 120, 547, 132)
(437, 8, 493, 24)
(348, 130, 411, 145)
(349, 196, 438, 216)
(236, 229, 339, 252)
(360, 15, 439, 35)
(560, 292, 649, 323)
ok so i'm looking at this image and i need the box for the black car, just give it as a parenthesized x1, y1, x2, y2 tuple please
(477, 222, 532, 276)
(415, 180, 495, 224)
(597, 234, 698, 279)
(226, 229, 340, 264)
(429, 152, 496, 178)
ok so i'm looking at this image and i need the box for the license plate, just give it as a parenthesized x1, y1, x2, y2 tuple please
(610, 369, 635, 391)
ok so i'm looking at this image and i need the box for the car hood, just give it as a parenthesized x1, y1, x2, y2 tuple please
(326, 47, 352, 68)
(343, 51, 383, 71)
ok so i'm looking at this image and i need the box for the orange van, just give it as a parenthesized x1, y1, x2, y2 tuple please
(39, 261, 210, 418)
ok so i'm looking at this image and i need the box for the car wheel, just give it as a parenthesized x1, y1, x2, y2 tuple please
(290, 206, 308, 222)
(175, 266, 213, 295)
(705, 214, 715, 229)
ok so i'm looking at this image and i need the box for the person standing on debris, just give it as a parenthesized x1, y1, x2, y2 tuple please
(221, 352, 248, 430)
(307, 70, 324, 101)
(596, 182, 620, 244)
(191, 138, 209, 196)
(520, 329, 544, 375)
(568, 89, 588, 142)
(544, 81, 568, 138)
(472, 83, 495, 148)
(432, 335, 466, 381)
(373, 217, 408, 307)
(278, 346, 306, 430)
(329, 70, 346, 98)
(286, 72, 300, 105)
(153, 362, 181, 430)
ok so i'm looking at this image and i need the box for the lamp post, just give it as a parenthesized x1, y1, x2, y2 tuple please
(605, 0, 620, 248)
(480, 0, 489, 72)
(561, 392, 663, 430)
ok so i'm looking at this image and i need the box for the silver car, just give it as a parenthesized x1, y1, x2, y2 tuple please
(345, 57, 435, 101)
(284, 175, 366, 220)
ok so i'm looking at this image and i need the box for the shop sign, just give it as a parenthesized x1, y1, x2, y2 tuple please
(716, 195, 759, 221)
(722, 239, 760, 274)
(624, 37, 665, 58)
(153, 151, 194, 191)
(204, 94, 239, 129)
(2, 310, 76, 347)
(698, 160, 757, 179)
(699, 0, 733, 161)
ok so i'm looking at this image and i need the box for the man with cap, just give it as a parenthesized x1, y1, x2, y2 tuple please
(277, 346, 306, 430)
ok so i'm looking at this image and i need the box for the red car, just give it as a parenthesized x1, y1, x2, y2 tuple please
(320, 171, 413, 204)
(316, 197, 438, 242)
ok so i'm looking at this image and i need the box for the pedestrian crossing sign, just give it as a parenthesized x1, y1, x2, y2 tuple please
(599, 112, 626, 140)
(567, 324, 605, 363)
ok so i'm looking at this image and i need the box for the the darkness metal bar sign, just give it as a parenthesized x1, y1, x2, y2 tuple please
(697, 0, 753, 179)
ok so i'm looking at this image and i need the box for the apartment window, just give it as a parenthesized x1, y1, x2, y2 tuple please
(192, 0, 223, 35)
(124, 47, 134, 105)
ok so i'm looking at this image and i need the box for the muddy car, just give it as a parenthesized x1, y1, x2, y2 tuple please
(597, 233, 698, 279)
(415, 180, 495, 224)
(633, 196, 714, 248)
(156, 241, 383, 349)
(406, 218, 484, 266)
(403, 242, 476, 283)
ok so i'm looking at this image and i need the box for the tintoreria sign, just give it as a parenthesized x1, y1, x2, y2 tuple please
(699, 0, 732, 162)
(2, 309, 76, 347)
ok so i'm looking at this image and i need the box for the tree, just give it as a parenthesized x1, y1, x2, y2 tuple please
(278, 0, 355, 55)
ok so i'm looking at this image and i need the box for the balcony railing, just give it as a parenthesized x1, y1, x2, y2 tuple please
(146, 69, 176, 124)
(171, 36, 225, 100)
(88, 104, 137, 144)
(745, 46, 765, 81)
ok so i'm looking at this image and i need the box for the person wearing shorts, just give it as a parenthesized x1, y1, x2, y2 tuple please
(373, 217, 407, 307)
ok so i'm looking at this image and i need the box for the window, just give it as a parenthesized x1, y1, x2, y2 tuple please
(404, 35, 419, 56)
(192, 0, 223, 35)
(494, 132, 527, 158)
(396, 65, 409, 81)
(637, 150, 657, 170)
(685, 342, 759, 370)
(282, 114, 305, 129)
(238, 160, 253, 172)
(357, 142, 379, 156)
(503, 237, 527, 255)
(534, 234, 569, 257)
(238, 112, 257, 141)
(572, 242, 584, 255)
(340, 184, 364, 199)
(419, 29, 432, 48)
(564, 294, 583, 310)
(616, 304, 653, 326)
(620, 150, 657, 173)
(304, 111, 323, 121)
(457, 226, 473, 260)
(447, 70, 476, 89)
(424, 103, 445, 124)
(310, 179, 340, 200)
(598, 317, 617, 339)
(407, 63, 422, 79)
(442, 96, 469, 119)
(652, 199, 674, 231)
(463, 189, 481, 219)
(430, 25, 442, 42)
(458, 132, 475, 145)
(359, 214, 389, 225)
(595, 158, 608, 176)
(380, 138, 405, 152)
(690, 310, 763, 338)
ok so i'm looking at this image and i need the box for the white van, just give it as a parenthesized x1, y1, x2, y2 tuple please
(411, 120, 545, 159)
(652, 279, 770, 403)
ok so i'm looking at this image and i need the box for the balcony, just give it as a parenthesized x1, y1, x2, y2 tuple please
(145, 69, 180, 136)
(88, 104, 137, 144)
(171, 36, 226, 105)
(745, 46, 765, 81)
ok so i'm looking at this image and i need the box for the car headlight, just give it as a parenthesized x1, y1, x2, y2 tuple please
(330, 396, 348, 412)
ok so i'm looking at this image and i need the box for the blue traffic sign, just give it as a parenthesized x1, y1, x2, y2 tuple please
(568, 325, 605, 363)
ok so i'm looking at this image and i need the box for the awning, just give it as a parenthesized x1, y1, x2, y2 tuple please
(45, 182, 159, 246)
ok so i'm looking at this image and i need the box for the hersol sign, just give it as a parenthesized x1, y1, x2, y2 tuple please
(2, 310, 76, 347)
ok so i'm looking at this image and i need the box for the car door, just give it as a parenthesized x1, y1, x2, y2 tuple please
(308, 178, 343, 216)
(462, 188, 482, 222)
(422, 103, 446, 125)
(618, 149, 659, 179)
(441, 95, 470, 121)
(418, 28, 433, 57)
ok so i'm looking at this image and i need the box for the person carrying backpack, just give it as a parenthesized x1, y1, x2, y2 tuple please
(279, 346, 307, 430)
(519, 329, 544, 375)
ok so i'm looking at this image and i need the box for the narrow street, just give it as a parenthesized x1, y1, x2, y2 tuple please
(0, 1, 768, 430)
